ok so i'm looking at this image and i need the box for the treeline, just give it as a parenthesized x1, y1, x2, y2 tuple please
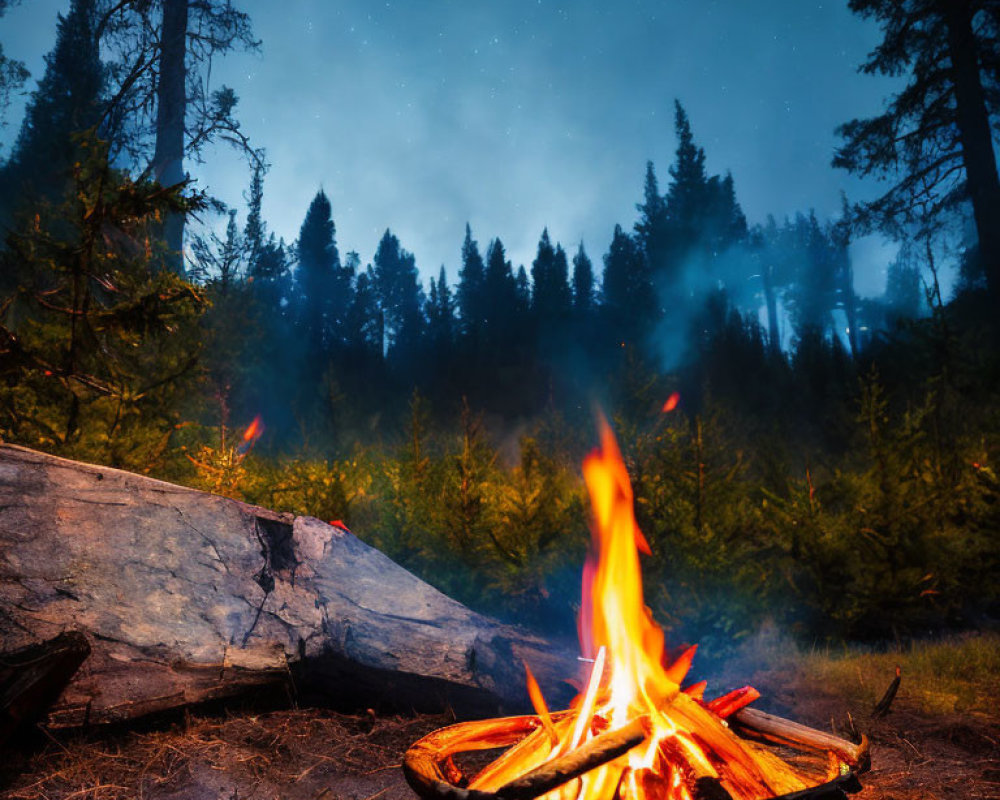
(190, 101, 932, 453)
(0, 0, 998, 648)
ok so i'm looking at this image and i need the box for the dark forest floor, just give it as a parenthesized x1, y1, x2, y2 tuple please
(0, 657, 997, 800)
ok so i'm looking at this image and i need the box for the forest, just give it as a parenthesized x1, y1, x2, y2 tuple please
(0, 0, 998, 657)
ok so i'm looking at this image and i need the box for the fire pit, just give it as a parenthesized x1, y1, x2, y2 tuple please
(404, 421, 870, 800)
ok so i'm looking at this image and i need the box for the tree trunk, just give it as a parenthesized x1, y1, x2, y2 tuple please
(151, 0, 188, 277)
(761, 263, 781, 354)
(943, 0, 1000, 308)
(0, 445, 577, 727)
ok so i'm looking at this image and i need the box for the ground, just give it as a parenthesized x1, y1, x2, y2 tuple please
(1, 641, 998, 800)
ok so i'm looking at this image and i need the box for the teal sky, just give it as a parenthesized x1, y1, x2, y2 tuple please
(1, 1, 899, 295)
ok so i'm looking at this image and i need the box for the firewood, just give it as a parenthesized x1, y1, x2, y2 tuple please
(403, 714, 650, 800)
(494, 715, 649, 800)
(731, 708, 870, 771)
(871, 666, 901, 719)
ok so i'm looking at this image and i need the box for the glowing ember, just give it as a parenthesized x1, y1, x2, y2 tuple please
(237, 415, 264, 454)
(466, 419, 829, 800)
(661, 392, 681, 413)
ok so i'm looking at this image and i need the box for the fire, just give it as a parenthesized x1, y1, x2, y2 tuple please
(466, 419, 825, 800)
(237, 415, 264, 455)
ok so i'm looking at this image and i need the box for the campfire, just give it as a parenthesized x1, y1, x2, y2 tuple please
(403, 420, 869, 800)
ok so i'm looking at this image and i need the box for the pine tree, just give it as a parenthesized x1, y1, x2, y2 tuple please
(514, 265, 531, 316)
(834, 0, 1000, 308)
(243, 159, 266, 268)
(784, 212, 839, 343)
(483, 238, 518, 345)
(426, 266, 457, 350)
(293, 190, 344, 356)
(0, 0, 104, 213)
(531, 229, 571, 321)
(665, 101, 710, 263)
(189, 208, 244, 291)
(457, 223, 486, 339)
(602, 224, 657, 347)
(249, 235, 291, 312)
(884, 250, 925, 322)
(372, 228, 425, 358)
(571, 243, 595, 314)
(0, 2, 29, 140)
(346, 264, 382, 357)
(0, 136, 206, 464)
(634, 161, 670, 278)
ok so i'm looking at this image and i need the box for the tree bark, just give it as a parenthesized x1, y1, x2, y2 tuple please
(943, 0, 1000, 307)
(151, 0, 188, 277)
(0, 444, 577, 727)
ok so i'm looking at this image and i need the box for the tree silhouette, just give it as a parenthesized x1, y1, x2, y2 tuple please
(294, 190, 345, 357)
(571, 243, 595, 315)
(372, 228, 425, 359)
(602, 224, 656, 349)
(457, 223, 486, 341)
(834, 0, 1000, 307)
(0, 0, 103, 215)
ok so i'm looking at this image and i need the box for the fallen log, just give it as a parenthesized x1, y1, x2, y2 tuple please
(0, 444, 577, 727)
(1, 630, 90, 744)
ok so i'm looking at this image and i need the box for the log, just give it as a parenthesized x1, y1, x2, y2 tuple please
(1, 630, 90, 744)
(0, 444, 577, 726)
(730, 708, 870, 771)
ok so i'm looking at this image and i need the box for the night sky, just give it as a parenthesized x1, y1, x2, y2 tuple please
(1, 1, 899, 295)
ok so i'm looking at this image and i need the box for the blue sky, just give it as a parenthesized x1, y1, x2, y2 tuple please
(1, 0, 900, 295)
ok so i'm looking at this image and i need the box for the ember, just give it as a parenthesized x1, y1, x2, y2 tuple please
(404, 419, 868, 800)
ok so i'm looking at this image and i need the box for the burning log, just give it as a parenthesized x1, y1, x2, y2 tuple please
(403, 420, 867, 800)
(0, 444, 577, 726)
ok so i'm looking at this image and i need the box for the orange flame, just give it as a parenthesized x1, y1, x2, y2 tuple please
(662, 392, 680, 413)
(467, 417, 820, 800)
(237, 415, 264, 455)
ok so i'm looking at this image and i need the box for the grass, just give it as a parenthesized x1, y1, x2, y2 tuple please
(703, 627, 1000, 719)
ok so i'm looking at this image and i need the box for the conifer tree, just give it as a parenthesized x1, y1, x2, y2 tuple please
(457, 223, 486, 339)
(426, 266, 457, 350)
(249, 235, 291, 313)
(346, 264, 382, 358)
(571, 243, 595, 314)
(0, 0, 104, 213)
(372, 228, 425, 357)
(0, 1, 28, 139)
(602, 224, 657, 347)
(0, 136, 206, 463)
(835, 0, 1000, 307)
(514, 265, 531, 316)
(294, 190, 347, 356)
(531, 229, 571, 321)
(634, 161, 669, 277)
(665, 101, 710, 264)
(243, 159, 266, 267)
(98, 0, 259, 275)
(784, 212, 839, 342)
(483, 238, 518, 344)
(884, 252, 924, 322)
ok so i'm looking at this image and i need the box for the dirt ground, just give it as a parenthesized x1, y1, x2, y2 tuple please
(1, 675, 997, 800)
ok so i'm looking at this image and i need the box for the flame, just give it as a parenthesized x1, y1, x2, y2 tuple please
(237, 415, 264, 455)
(467, 418, 822, 800)
(662, 392, 680, 413)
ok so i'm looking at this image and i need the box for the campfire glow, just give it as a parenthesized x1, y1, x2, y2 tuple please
(404, 419, 866, 800)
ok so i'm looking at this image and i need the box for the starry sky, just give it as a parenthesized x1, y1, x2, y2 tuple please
(1, 0, 899, 295)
